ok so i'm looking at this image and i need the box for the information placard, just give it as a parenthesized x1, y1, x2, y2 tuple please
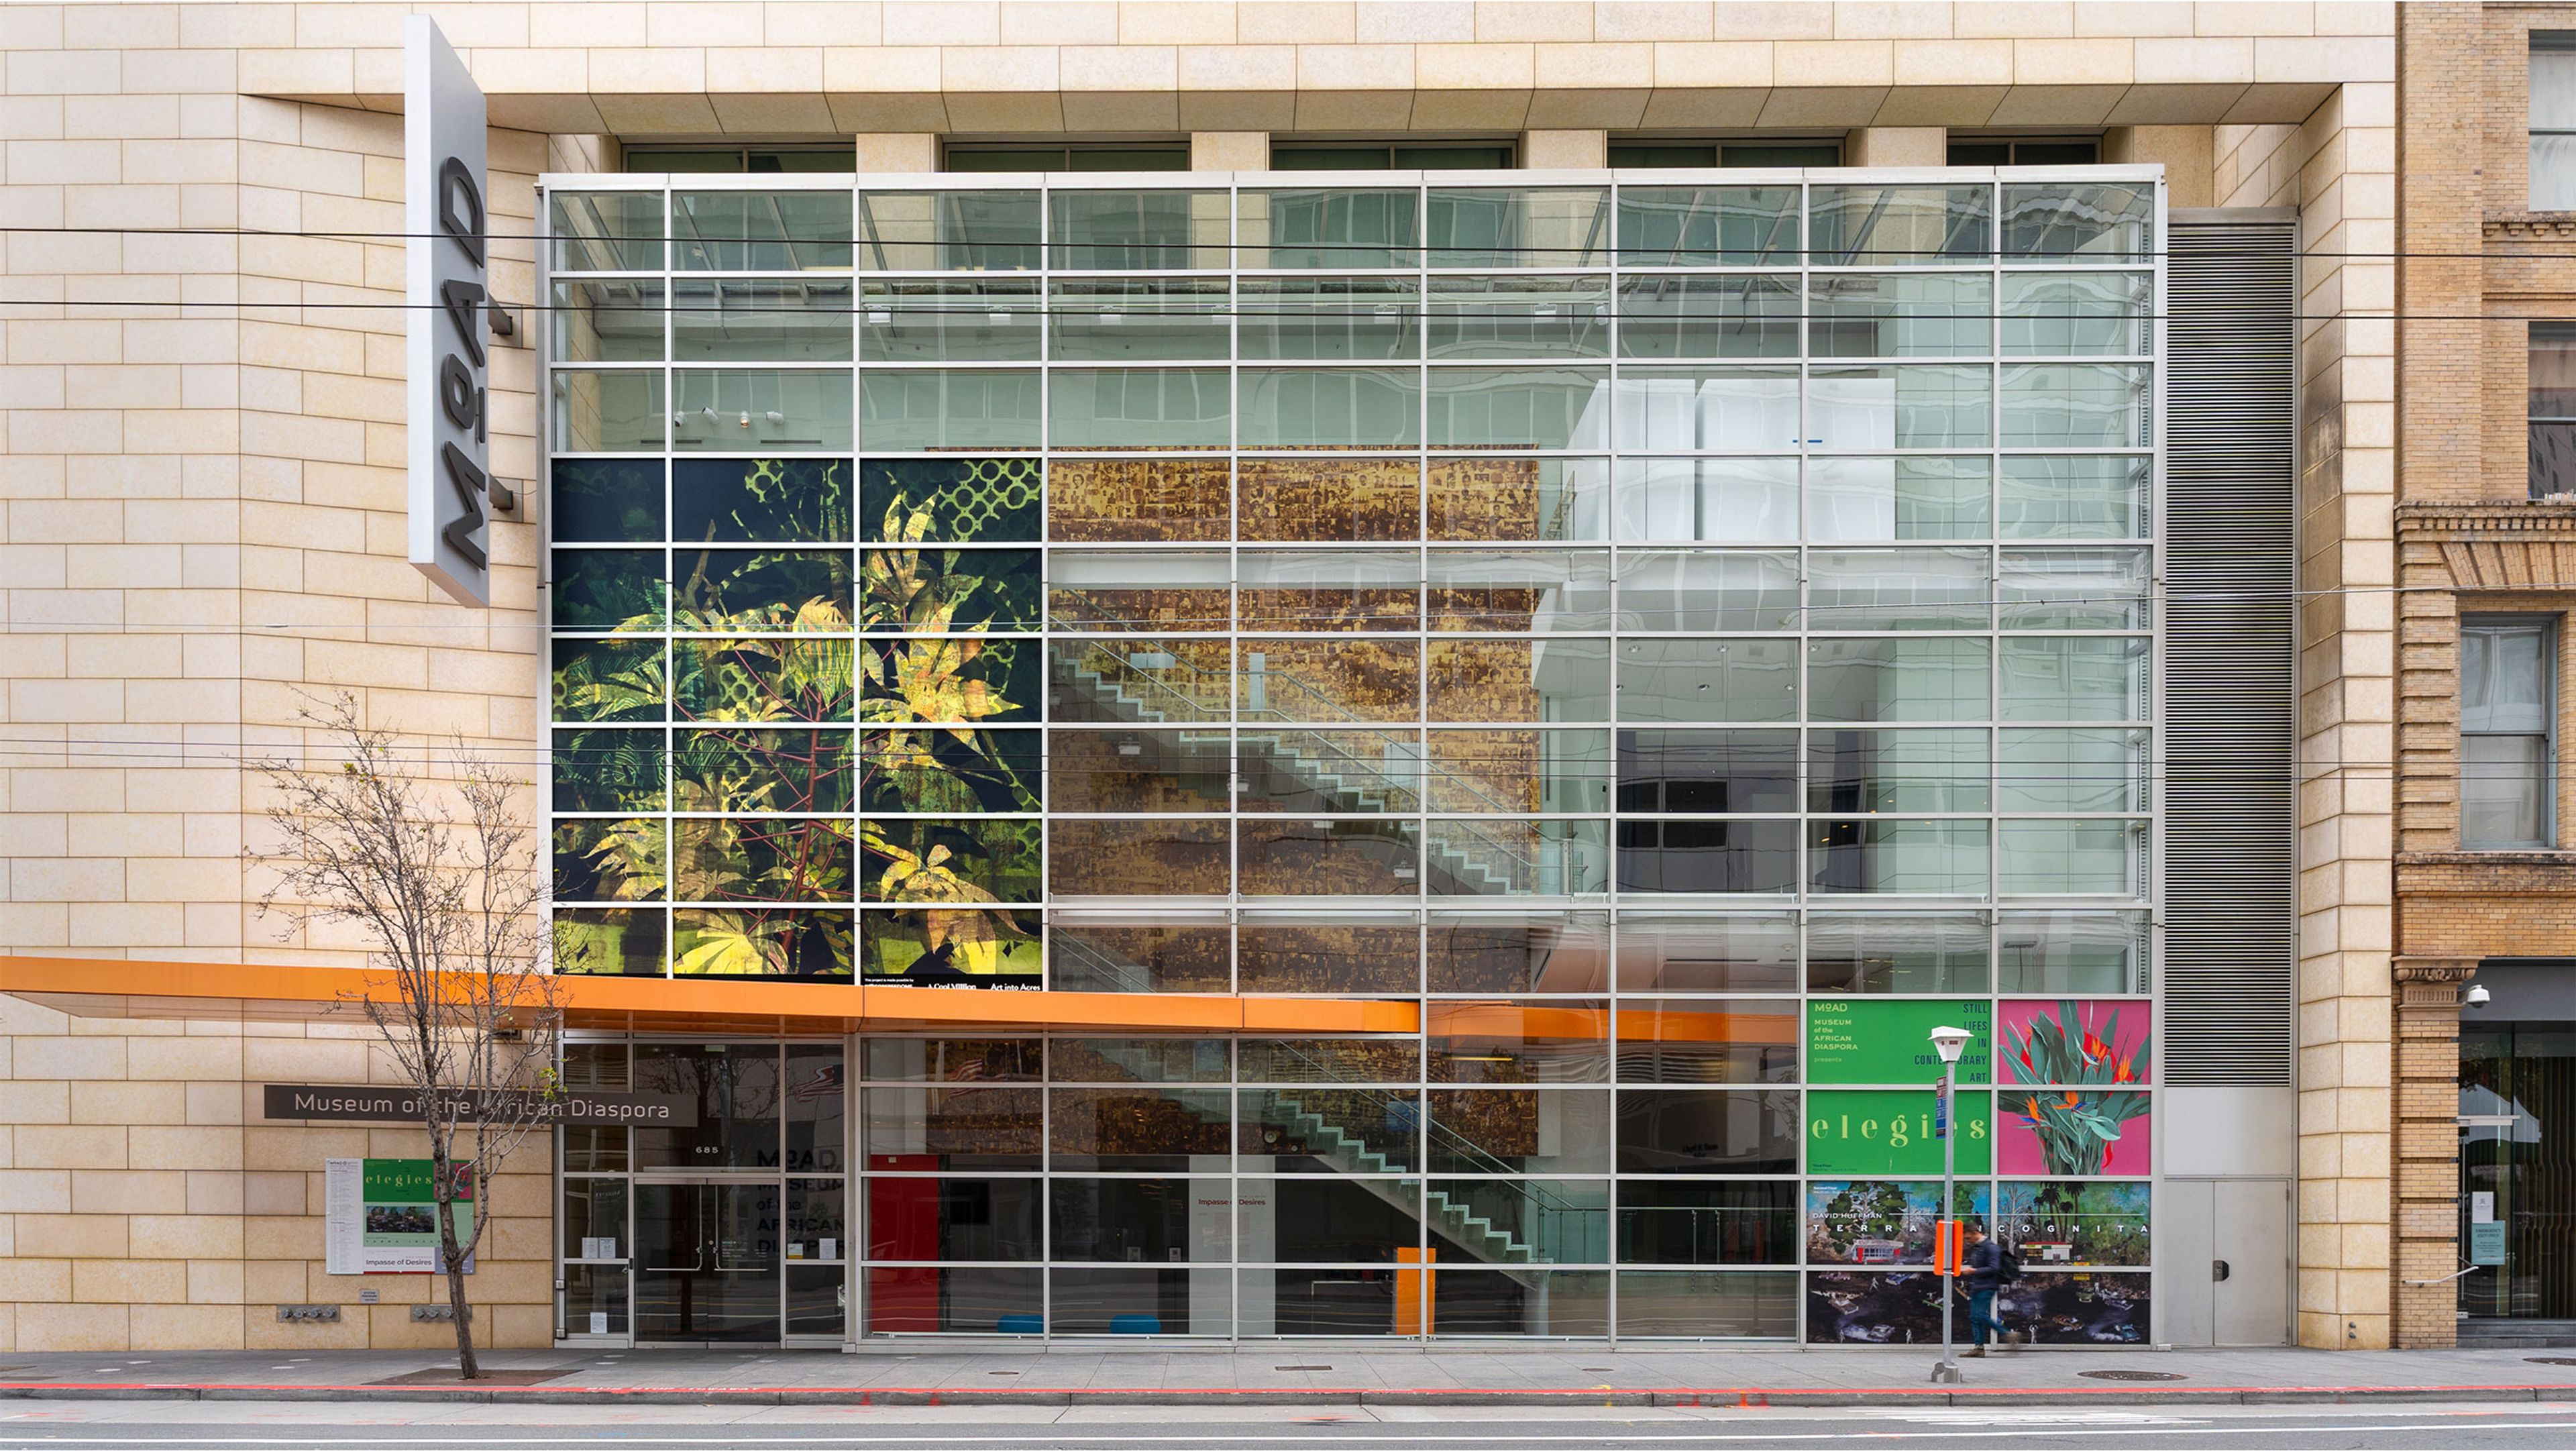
(1807, 1089, 1994, 1175)
(1805, 1000, 1992, 1084)
(324, 1157, 476, 1275)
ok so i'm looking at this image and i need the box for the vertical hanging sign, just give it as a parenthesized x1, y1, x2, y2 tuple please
(406, 15, 513, 607)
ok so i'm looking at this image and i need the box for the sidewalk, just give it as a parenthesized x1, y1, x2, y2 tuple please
(0, 1344, 2571, 1407)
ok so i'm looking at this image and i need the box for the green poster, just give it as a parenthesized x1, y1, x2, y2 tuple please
(1807, 1089, 1992, 1175)
(1805, 999, 1993, 1085)
(360, 1159, 474, 1273)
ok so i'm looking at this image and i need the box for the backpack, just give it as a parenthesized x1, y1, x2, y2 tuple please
(1998, 1242, 2025, 1285)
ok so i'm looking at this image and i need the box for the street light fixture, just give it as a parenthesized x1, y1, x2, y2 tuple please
(1928, 1024, 1972, 1385)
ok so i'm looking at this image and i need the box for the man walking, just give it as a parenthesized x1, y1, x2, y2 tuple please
(1959, 1223, 2024, 1356)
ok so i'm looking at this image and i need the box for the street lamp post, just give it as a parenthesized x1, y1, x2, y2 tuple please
(1927, 1024, 1974, 1385)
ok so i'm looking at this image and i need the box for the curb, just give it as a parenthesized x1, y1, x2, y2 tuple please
(0, 1383, 2565, 1408)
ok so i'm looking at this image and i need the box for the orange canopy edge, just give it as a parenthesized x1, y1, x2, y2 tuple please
(0, 954, 1419, 1038)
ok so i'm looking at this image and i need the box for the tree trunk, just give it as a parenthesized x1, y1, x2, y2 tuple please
(432, 1161, 479, 1380)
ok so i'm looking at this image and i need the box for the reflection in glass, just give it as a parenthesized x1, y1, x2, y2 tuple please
(1428, 276, 1610, 358)
(1615, 1089, 1801, 1173)
(1431, 458, 1611, 542)
(861, 369, 1040, 451)
(1807, 549, 1990, 631)
(1619, 275, 1798, 359)
(673, 191, 852, 270)
(1617, 639, 1796, 723)
(672, 370, 853, 453)
(2002, 271, 2151, 356)
(1617, 186, 1798, 266)
(1809, 366, 1992, 450)
(1615, 369, 1797, 451)
(552, 370, 665, 452)
(1239, 187, 1421, 268)
(1809, 185, 1992, 267)
(553, 278, 665, 362)
(1618, 458, 1799, 543)
(1617, 551, 1799, 632)
(1428, 1002, 1609, 1083)
(1808, 729, 1990, 812)
(2000, 456, 2152, 539)
(1426, 911, 1611, 993)
(1997, 911, 2150, 993)
(1052, 368, 1230, 449)
(1238, 915, 1418, 993)
(1613, 914, 1799, 992)
(1049, 913, 1232, 993)
(1618, 731, 1796, 814)
(1615, 818, 1800, 894)
(1238, 278, 1419, 360)
(1429, 638, 1611, 723)
(1805, 914, 1990, 993)
(1810, 273, 1991, 357)
(855, 190, 1041, 272)
(1618, 1181, 1797, 1265)
(672, 278, 855, 361)
(1428, 1089, 1613, 1173)
(1238, 818, 1422, 896)
(1806, 458, 1990, 541)
(859, 278, 1041, 362)
(1809, 818, 1990, 895)
(2001, 364, 2152, 448)
(1427, 187, 1608, 268)
(1428, 367, 1611, 449)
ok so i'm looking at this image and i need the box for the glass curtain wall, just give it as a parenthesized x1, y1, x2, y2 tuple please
(545, 170, 2160, 1342)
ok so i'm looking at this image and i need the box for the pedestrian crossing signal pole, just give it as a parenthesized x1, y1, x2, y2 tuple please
(1928, 1024, 1974, 1386)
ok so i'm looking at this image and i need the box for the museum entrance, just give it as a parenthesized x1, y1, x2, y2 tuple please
(560, 1040, 849, 1348)
(2459, 1023, 2576, 1331)
(635, 1179, 782, 1343)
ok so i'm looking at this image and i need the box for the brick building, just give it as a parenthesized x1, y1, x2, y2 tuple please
(2394, 2, 2576, 1350)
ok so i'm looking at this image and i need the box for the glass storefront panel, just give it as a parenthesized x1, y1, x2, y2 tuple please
(550, 173, 2165, 1342)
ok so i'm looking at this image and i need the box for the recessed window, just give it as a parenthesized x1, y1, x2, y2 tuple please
(1608, 142, 1842, 168)
(2461, 616, 2558, 849)
(2534, 33, 2576, 208)
(625, 146, 851, 174)
(945, 144, 1189, 173)
(1271, 143, 1515, 170)
(2533, 323, 2576, 499)
(1947, 138, 2101, 166)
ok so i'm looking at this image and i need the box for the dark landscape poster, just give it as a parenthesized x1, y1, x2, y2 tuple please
(1806, 1269, 2150, 1344)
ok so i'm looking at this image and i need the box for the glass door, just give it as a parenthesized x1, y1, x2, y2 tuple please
(635, 1180, 783, 1343)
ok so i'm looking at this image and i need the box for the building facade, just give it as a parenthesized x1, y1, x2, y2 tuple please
(2394, 1, 2576, 1350)
(0, 0, 2398, 1351)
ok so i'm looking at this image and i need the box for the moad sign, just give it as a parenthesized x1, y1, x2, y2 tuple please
(406, 17, 513, 606)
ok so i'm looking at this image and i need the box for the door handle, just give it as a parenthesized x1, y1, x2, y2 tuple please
(2213, 1258, 2231, 1282)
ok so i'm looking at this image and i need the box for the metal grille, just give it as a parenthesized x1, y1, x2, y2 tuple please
(2161, 213, 2298, 1085)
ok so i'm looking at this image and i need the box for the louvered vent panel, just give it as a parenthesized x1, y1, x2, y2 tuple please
(2163, 215, 2299, 1085)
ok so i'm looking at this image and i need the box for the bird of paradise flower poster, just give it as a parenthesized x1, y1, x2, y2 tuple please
(1998, 1000, 2153, 1176)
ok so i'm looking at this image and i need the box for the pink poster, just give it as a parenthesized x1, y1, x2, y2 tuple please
(2000, 1091, 2152, 1177)
(1999, 999, 2152, 1087)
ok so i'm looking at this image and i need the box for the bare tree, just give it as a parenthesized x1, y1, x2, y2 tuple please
(248, 692, 562, 1380)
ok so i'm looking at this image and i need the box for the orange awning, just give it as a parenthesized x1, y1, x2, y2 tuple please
(0, 954, 1419, 1038)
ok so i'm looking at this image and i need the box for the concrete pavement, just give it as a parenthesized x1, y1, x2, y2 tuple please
(0, 1343, 2571, 1407)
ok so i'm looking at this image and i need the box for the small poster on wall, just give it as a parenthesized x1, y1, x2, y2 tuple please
(325, 1158, 476, 1275)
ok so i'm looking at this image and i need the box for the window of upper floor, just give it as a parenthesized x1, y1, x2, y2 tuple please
(2532, 322, 2576, 500)
(946, 143, 1189, 173)
(1947, 137, 2101, 166)
(1271, 142, 1515, 170)
(2535, 32, 2576, 208)
(1607, 140, 1841, 168)
(624, 144, 852, 173)
(2462, 615, 2560, 850)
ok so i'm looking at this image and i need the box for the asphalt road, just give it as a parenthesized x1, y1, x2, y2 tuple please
(1, 1402, 2575, 1450)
